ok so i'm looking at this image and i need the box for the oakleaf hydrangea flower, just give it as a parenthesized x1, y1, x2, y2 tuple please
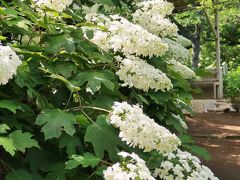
(163, 38, 192, 63)
(132, 0, 178, 37)
(168, 59, 197, 79)
(173, 35, 192, 48)
(104, 152, 155, 180)
(85, 14, 168, 57)
(135, 0, 174, 18)
(0, 45, 22, 85)
(132, 11, 178, 37)
(116, 55, 173, 92)
(154, 149, 219, 180)
(34, 0, 73, 12)
(88, 30, 111, 52)
(110, 102, 181, 153)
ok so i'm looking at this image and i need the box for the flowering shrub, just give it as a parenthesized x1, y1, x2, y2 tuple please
(86, 14, 168, 57)
(34, 0, 73, 12)
(168, 60, 198, 79)
(132, 0, 178, 37)
(0, 0, 217, 179)
(104, 152, 155, 180)
(110, 102, 181, 153)
(116, 56, 173, 92)
(154, 150, 218, 180)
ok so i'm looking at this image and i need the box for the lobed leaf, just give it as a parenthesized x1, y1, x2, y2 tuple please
(65, 152, 101, 169)
(35, 109, 77, 140)
(85, 115, 124, 161)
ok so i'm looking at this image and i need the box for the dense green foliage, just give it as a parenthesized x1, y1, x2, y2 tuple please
(224, 66, 240, 98)
(0, 0, 210, 179)
(224, 66, 240, 111)
(174, 0, 240, 69)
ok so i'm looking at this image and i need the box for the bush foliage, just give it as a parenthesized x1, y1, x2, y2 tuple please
(0, 0, 213, 179)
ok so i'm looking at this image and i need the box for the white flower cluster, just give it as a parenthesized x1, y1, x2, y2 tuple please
(173, 35, 192, 48)
(132, 0, 178, 37)
(89, 30, 111, 52)
(104, 152, 155, 180)
(85, 11, 110, 24)
(154, 149, 219, 180)
(0, 45, 22, 85)
(132, 11, 178, 37)
(116, 56, 173, 92)
(168, 59, 197, 79)
(110, 102, 181, 154)
(34, 0, 73, 12)
(135, 0, 174, 17)
(86, 14, 168, 57)
(163, 38, 192, 63)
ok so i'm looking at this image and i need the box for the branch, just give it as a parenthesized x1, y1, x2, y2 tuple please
(203, 8, 218, 40)
(171, 18, 195, 40)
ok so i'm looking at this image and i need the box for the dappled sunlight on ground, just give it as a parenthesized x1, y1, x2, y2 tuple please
(219, 125, 240, 132)
(187, 113, 240, 180)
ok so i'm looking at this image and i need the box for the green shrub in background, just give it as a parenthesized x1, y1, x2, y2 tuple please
(224, 66, 240, 111)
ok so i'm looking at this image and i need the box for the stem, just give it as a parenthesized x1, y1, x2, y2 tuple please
(65, 92, 73, 110)
(101, 160, 113, 166)
(0, 158, 13, 171)
(80, 110, 100, 129)
(69, 106, 111, 113)
(81, 106, 111, 113)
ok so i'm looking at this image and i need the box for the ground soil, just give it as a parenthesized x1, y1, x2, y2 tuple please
(186, 113, 240, 180)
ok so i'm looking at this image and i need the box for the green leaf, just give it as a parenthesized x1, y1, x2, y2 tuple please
(2, 8, 19, 16)
(54, 62, 77, 78)
(95, 165, 108, 176)
(0, 124, 10, 134)
(86, 30, 94, 39)
(77, 70, 116, 94)
(147, 92, 171, 105)
(48, 73, 80, 93)
(92, 95, 116, 110)
(26, 149, 58, 173)
(66, 152, 101, 169)
(44, 33, 75, 53)
(0, 137, 16, 156)
(89, 52, 113, 63)
(59, 134, 81, 156)
(35, 109, 77, 140)
(165, 116, 186, 134)
(0, 35, 7, 41)
(180, 134, 195, 144)
(76, 114, 90, 128)
(85, 115, 124, 161)
(183, 144, 211, 160)
(45, 163, 67, 180)
(0, 100, 26, 113)
(96, 0, 114, 6)
(6, 169, 32, 180)
(10, 130, 39, 153)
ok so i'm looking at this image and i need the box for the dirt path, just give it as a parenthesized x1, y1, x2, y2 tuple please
(186, 113, 240, 180)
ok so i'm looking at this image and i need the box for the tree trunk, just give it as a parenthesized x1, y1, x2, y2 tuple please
(192, 24, 201, 70)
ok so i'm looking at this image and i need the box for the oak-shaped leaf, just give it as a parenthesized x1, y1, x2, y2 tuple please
(85, 115, 124, 161)
(0, 137, 16, 156)
(35, 109, 77, 140)
(6, 169, 32, 180)
(76, 70, 115, 94)
(10, 130, 39, 153)
(65, 152, 101, 169)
